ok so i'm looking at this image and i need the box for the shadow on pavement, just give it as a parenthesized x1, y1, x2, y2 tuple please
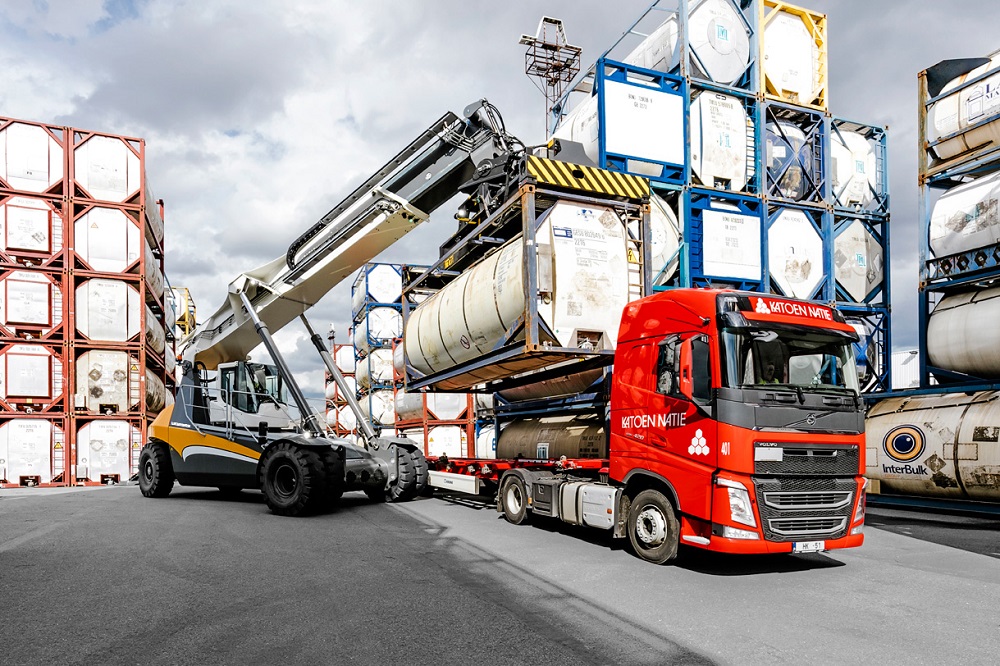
(673, 547, 846, 575)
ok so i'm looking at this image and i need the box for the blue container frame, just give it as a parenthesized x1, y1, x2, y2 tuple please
(832, 212, 889, 307)
(680, 187, 765, 291)
(350, 262, 404, 321)
(828, 117, 889, 217)
(838, 304, 891, 394)
(765, 203, 829, 302)
(761, 100, 827, 206)
(687, 82, 761, 196)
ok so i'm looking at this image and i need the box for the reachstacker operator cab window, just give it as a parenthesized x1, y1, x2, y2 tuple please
(219, 362, 291, 414)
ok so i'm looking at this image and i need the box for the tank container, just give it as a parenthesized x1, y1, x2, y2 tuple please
(926, 286, 1000, 377)
(927, 54, 1000, 161)
(475, 424, 497, 459)
(356, 348, 394, 389)
(405, 201, 634, 379)
(0, 121, 65, 194)
(689, 92, 753, 192)
(73, 207, 140, 272)
(74, 279, 165, 353)
(765, 120, 814, 201)
(767, 208, 824, 299)
(497, 368, 605, 404)
(359, 389, 395, 426)
(929, 171, 1000, 257)
(623, 0, 751, 86)
(325, 375, 357, 404)
(760, 3, 826, 108)
(0, 195, 63, 262)
(75, 419, 140, 482)
(352, 263, 402, 314)
(831, 130, 877, 208)
(333, 344, 356, 374)
(867, 391, 1000, 502)
(0, 270, 64, 338)
(426, 425, 467, 458)
(635, 192, 681, 285)
(395, 391, 469, 421)
(71, 134, 142, 204)
(835, 219, 883, 303)
(74, 350, 165, 413)
(355, 306, 402, 354)
(0, 343, 62, 405)
(333, 404, 358, 431)
(497, 415, 607, 460)
(0, 418, 61, 484)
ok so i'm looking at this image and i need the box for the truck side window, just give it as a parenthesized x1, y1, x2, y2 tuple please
(656, 335, 680, 396)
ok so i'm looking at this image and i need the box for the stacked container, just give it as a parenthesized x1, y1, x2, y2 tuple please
(0, 116, 168, 488)
(549, 0, 891, 392)
(325, 326, 359, 441)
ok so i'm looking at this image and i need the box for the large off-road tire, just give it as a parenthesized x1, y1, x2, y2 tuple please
(259, 442, 327, 517)
(386, 446, 418, 502)
(411, 448, 429, 496)
(499, 475, 529, 525)
(627, 489, 680, 565)
(318, 447, 346, 510)
(138, 442, 174, 498)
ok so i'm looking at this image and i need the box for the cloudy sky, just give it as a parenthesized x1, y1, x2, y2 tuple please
(1, 0, 995, 397)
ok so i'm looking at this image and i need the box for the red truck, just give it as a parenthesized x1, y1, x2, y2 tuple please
(428, 288, 867, 564)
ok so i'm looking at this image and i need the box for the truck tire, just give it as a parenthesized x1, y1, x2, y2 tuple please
(318, 447, 346, 510)
(259, 442, 327, 517)
(627, 489, 679, 565)
(138, 442, 174, 498)
(387, 446, 417, 502)
(500, 475, 529, 525)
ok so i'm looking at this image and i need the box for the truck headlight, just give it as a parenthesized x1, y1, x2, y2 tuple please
(853, 478, 867, 524)
(716, 477, 756, 528)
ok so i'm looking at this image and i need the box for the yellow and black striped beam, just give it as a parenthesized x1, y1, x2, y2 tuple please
(527, 156, 649, 200)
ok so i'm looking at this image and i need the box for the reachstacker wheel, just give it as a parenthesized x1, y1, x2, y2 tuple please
(627, 489, 680, 565)
(259, 442, 328, 517)
(138, 442, 175, 498)
(387, 445, 424, 502)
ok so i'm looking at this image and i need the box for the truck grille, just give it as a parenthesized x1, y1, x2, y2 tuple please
(753, 477, 855, 542)
(754, 444, 859, 476)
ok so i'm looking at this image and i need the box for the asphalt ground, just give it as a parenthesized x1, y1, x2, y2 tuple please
(1, 485, 998, 665)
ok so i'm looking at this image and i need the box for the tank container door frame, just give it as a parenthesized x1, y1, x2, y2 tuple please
(832, 213, 888, 307)
(0, 414, 67, 487)
(681, 187, 765, 291)
(69, 130, 145, 207)
(0, 267, 68, 342)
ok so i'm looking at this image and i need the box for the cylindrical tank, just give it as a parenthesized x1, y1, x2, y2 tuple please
(143, 243, 164, 299)
(765, 121, 813, 200)
(355, 306, 402, 354)
(475, 424, 497, 459)
(927, 286, 1000, 377)
(72, 135, 141, 203)
(75, 420, 139, 482)
(75, 350, 164, 413)
(360, 389, 395, 426)
(929, 171, 1000, 258)
(356, 348, 394, 389)
(474, 393, 494, 416)
(74, 207, 140, 272)
(73, 279, 165, 354)
(867, 391, 1000, 502)
(496, 415, 607, 460)
(762, 9, 822, 105)
(0, 122, 65, 193)
(0, 270, 63, 337)
(624, 0, 750, 85)
(428, 393, 468, 420)
(629, 192, 680, 286)
(927, 54, 1000, 161)
(690, 92, 752, 192)
(325, 375, 357, 404)
(0, 418, 58, 484)
(498, 368, 605, 404)
(333, 404, 358, 431)
(0, 343, 61, 402)
(333, 344, 356, 374)
(0, 196, 63, 257)
(352, 264, 402, 315)
(405, 201, 631, 379)
(144, 186, 164, 247)
(767, 208, 823, 300)
(426, 425, 467, 458)
(831, 130, 877, 207)
(834, 219, 883, 304)
(394, 391, 425, 421)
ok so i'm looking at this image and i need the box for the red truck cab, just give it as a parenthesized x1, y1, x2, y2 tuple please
(611, 289, 866, 559)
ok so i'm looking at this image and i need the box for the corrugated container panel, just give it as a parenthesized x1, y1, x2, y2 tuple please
(0, 416, 66, 486)
(70, 131, 144, 206)
(0, 342, 65, 413)
(0, 194, 65, 268)
(0, 118, 67, 197)
(73, 418, 143, 484)
(759, 0, 827, 110)
(0, 269, 66, 341)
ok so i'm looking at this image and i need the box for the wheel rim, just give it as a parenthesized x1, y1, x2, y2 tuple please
(635, 504, 667, 547)
(505, 483, 523, 514)
(272, 462, 298, 500)
(143, 460, 154, 482)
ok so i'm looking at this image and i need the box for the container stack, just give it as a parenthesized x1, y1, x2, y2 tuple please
(325, 326, 358, 441)
(167, 287, 196, 341)
(0, 116, 169, 487)
(549, 0, 891, 392)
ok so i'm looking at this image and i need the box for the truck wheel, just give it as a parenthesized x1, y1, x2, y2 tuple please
(627, 489, 679, 565)
(260, 442, 326, 517)
(138, 442, 174, 498)
(387, 446, 417, 502)
(319, 447, 346, 510)
(500, 476, 528, 525)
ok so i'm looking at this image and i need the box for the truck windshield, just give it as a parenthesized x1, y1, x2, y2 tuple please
(720, 327, 860, 394)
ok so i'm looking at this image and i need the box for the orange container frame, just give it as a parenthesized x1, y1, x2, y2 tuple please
(759, 0, 828, 111)
(0, 414, 68, 488)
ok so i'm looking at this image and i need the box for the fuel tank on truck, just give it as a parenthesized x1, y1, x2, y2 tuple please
(404, 200, 634, 388)
(867, 391, 1000, 502)
(926, 285, 1000, 377)
(496, 415, 607, 460)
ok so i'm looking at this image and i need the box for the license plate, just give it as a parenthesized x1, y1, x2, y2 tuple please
(793, 540, 826, 553)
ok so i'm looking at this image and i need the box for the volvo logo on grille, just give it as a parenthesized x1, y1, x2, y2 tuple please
(806, 413, 817, 426)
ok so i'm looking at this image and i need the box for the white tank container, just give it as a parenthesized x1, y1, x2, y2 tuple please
(74, 279, 167, 351)
(0, 121, 64, 194)
(165, 342, 176, 375)
(498, 368, 605, 403)
(767, 208, 823, 299)
(355, 306, 402, 354)
(144, 182, 164, 246)
(0, 343, 61, 402)
(352, 263, 402, 314)
(0, 196, 63, 258)
(0, 418, 59, 484)
(701, 202, 762, 280)
(394, 390, 425, 421)
(690, 92, 752, 191)
(630, 192, 681, 286)
(497, 416, 607, 460)
(333, 404, 358, 431)
(929, 171, 1000, 257)
(867, 391, 1000, 502)
(143, 243, 164, 298)
(75, 420, 140, 482)
(75, 350, 165, 413)
(72, 134, 141, 203)
(428, 393, 468, 420)
(426, 425, 467, 458)
(360, 389, 395, 426)
(405, 201, 632, 378)
(474, 393, 494, 415)
(475, 424, 497, 459)
(765, 121, 813, 200)
(624, 0, 750, 85)
(834, 219, 883, 303)
(927, 286, 1000, 377)
(0, 270, 63, 337)
(831, 130, 877, 207)
(334, 345, 356, 374)
(325, 375, 357, 404)
(762, 9, 821, 105)
(74, 207, 140, 272)
(356, 348, 394, 389)
(927, 54, 1000, 161)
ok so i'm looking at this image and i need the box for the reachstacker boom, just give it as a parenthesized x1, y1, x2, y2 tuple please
(139, 100, 525, 515)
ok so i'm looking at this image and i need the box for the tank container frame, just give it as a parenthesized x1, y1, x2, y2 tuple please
(765, 202, 829, 302)
(688, 82, 761, 196)
(759, 0, 828, 111)
(828, 118, 889, 217)
(839, 304, 891, 394)
(761, 100, 827, 205)
(0, 413, 68, 488)
(831, 211, 889, 307)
